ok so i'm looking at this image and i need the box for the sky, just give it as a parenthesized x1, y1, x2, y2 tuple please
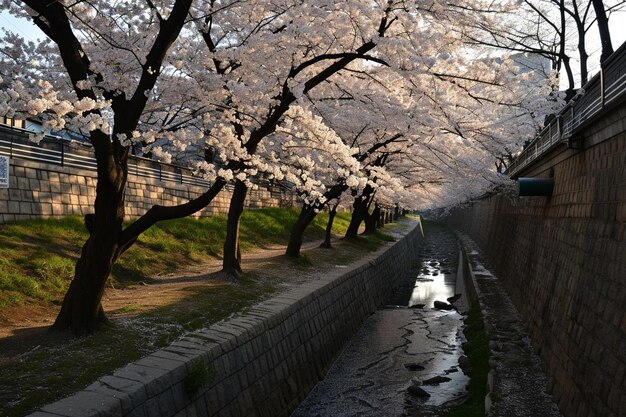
(1, 6, 626, 90)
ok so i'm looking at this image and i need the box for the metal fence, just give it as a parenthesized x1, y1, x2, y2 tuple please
(0, 127, 213, 188)
(506, 42, 626, 177)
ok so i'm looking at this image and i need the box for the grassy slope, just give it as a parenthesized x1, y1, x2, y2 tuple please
(0, 208, 404, 417)
(0, 208, 352, 308)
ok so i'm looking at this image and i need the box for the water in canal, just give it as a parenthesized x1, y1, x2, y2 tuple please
(292, 224, 469, 417)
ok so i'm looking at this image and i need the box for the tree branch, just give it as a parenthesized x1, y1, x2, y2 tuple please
(117, 178, 227, 255)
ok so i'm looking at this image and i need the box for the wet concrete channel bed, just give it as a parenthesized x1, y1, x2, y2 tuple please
(293, 223, 470, 417)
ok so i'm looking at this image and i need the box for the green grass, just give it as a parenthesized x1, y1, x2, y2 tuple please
(0, 208, 352, 308)
(185, 359, 215, 397)
(341, 229, 397, 251)
(290, 252, 313, 268)
(444, 306, 490, 417)
(0, 217, 85, 307)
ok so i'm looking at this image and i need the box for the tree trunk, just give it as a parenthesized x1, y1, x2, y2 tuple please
(575, 21, 589, 85)
(345, 199, 368, 239)
(52, 144, 126, 335)
(592, 0, 614, 63)
(285, 204, 318, 257)
(52, 238, 116, 335)
(563, 55, 576, 101)
(320, 205, 338, 249)
(51, 154, 229, 335)
(557, 1, 576, 99)
(364, 205, 380, 234)
(286, 183, 347, 255)
(222, 180, 247, 277)
(363, 214, 375, 234)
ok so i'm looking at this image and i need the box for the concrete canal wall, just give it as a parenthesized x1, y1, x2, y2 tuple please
(29, 220, 424, 417)
(444, 104, 626, 417)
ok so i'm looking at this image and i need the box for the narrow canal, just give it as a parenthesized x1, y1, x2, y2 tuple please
(292, 223, 469, 417)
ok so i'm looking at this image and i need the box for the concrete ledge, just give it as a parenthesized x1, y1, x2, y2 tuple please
(456, 232, 562, 417)
(28, 220, 424, 417)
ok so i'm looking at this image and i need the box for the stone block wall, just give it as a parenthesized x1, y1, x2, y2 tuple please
(0, 133, 296, 224)
(444, 104, 626, 417)
(27, 221, 423, 417)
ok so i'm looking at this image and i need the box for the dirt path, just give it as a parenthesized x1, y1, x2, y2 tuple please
(100, 239, 327, 316)
(0, 239, 324, 341)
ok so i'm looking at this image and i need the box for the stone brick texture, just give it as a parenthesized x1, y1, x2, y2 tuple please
(26, 221, 424, 417)
(0, 130, 297, 224)
(445, 104, 626, 417)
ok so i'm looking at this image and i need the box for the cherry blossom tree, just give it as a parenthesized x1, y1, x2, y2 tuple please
(307, 22, 561, 238)
(0, 0, 223, 335)
(172, 0, 415, 275)
(276, 114, 362, 255)
(219, 0, 564, 255)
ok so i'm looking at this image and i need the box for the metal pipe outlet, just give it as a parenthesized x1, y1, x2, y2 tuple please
(518, 177, 554, 197)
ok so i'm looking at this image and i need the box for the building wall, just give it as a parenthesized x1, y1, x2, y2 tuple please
(0, 131, 296, 224)
(445, 104, 626, 417)
(28, 221, 424, 417)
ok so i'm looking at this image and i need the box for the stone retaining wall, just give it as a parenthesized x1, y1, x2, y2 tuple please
(0, 129, 296, 224)
(444, 104, 626, 417)
(28, 220, 423, 417)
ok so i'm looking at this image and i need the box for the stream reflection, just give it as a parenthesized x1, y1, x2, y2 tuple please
(408, 259, 456, 308)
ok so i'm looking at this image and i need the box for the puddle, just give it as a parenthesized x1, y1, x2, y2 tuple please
(408, 259, 456, 308)
(293, 228, 468, 417)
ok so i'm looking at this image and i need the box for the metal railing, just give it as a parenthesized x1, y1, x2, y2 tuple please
(0, 127, 212, 188)
(506, 41, 626, 177)
(0, 126, 299, 202)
